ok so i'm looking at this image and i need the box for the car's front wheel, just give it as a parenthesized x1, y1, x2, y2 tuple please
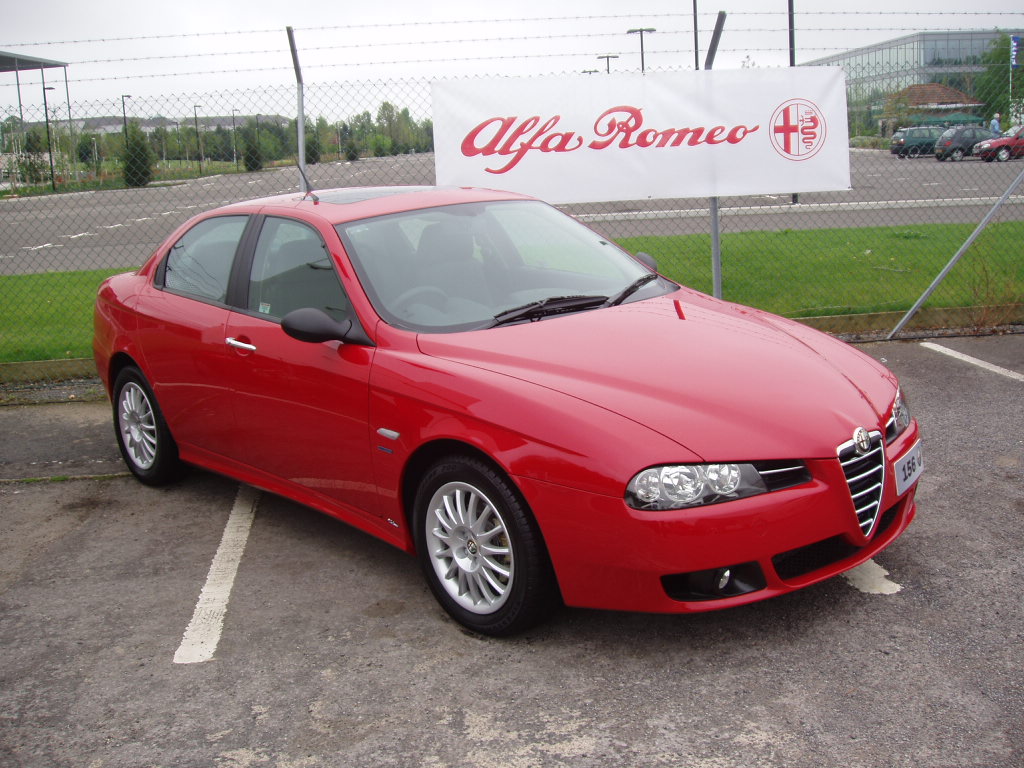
(997, 147, 1011, 162)
(414, 456, 558, 636)
(112, 366, 181, 486)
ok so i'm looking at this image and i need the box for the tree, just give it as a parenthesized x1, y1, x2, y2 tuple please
(242, 120, 263, 172)
(122, 122, 154, 187)
(976, 34, 1017, 126)
(19, 127, 48, 184)
(305, 121, 322, 165)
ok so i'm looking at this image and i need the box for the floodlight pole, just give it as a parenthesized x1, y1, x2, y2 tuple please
(627, 28, 656, 74)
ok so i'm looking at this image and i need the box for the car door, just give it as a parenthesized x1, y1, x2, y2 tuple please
(220, 215, 379, 518)
(133, 214, 251, 457)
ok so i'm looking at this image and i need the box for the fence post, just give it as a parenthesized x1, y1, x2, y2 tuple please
(287, 26, 309, 194)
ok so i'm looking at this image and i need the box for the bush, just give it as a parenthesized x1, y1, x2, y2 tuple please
(242, 134, 263, 172)
(122, 123, 154, 187)
(849, 136, 888, 149)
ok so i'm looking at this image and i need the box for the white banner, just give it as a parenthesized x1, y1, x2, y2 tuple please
(432, 69, 850, 204)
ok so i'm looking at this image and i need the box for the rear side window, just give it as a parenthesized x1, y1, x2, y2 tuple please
(163, 216, 248, 303)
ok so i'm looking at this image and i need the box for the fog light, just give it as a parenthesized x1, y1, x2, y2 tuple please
(716, 568, 732, 591)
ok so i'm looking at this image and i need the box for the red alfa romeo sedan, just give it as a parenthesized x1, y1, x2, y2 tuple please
(94, 186, 922, 636)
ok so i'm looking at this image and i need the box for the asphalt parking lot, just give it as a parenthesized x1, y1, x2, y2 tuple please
(1, 334, 1022, 768)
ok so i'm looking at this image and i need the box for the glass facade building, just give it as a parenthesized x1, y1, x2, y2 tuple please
(804, 30, 1024, 104)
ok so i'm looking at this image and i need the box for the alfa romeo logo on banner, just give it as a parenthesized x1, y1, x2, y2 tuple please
(770, 99, 827, 160)
(433, 68, 850, 204)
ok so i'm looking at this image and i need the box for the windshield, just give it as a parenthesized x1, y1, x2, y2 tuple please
(336, 200, 672, 333)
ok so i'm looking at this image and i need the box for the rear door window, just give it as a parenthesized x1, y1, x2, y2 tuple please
(162, 215, 248, 303)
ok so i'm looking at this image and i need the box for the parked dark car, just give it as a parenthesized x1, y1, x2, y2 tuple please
(934, 125, 999, 161)
(890, 126, 943, 157)
(974, 125, 1024, 162)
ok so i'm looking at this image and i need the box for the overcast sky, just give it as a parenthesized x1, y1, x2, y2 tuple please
(2, 0, 1022, 106)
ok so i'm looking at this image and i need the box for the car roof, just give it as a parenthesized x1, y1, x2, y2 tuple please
(217, 185, 536, 224)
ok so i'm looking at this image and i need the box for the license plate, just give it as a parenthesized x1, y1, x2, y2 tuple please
(894, 440, 923, 496)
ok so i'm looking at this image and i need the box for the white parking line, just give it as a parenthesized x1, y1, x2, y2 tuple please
(921, 342, 1024, 382)
(173, 484, 259, 664)
(843, 559, 902, 595)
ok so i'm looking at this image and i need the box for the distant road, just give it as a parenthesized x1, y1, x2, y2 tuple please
(2, 151, 1022, 276)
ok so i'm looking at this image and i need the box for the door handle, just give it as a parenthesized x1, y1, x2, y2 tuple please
(226, 337, 257, 352)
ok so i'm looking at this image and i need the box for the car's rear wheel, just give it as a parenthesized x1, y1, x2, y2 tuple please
(997, 147, 1011, 162)
(908, 146, 921, 158)
(112, 366, 181, 485)
(414, 456, 558, 636)
(951, 148, 965, 161)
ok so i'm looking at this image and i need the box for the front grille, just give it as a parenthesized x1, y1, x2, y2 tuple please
(837, 431, 885, 537)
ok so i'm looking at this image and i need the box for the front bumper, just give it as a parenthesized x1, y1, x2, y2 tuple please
(517, 424, 920, 613)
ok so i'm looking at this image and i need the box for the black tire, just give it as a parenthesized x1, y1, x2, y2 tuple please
(951, 148, 965, 162)
(908, 146, 921, 158)
(112, 366, 182, 486)
(413, 456, 558, 636)
(997, 148, 1011, 162)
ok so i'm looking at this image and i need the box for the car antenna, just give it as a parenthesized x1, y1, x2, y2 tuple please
(297, 163, 319, 203)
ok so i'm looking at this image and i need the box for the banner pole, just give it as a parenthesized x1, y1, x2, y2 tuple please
(704, 11, 727, 299)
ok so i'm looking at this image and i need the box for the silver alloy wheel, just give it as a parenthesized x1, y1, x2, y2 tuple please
(997, 147, 1011, 162)
(118, 381, 158, 470)
(425, 480, 513, 614)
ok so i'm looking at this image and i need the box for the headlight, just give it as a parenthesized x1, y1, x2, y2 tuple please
(626, 463, 768, 511)
(978, 142, 992, 150)
(888, 387, 912, 441)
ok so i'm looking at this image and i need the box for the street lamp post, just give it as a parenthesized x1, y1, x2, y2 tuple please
(230, 109, 239, 170)
(120, 94, 131, 140)
(627, 27, 656, 73)
(193, 105, 204, 173)
(597, 54, 619, 73)
(42, 85, 56, 190)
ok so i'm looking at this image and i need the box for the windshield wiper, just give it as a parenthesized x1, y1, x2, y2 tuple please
(604, 273, 659, 307)
(491, 294, 608, 327)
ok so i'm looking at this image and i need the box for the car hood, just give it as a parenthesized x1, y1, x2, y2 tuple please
(416, 289, 897, 461)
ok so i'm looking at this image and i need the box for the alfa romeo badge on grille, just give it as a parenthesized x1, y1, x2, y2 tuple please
(853, 427, 871, 455)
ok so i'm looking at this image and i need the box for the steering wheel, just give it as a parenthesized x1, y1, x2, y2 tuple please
(393, 285, 448, 313)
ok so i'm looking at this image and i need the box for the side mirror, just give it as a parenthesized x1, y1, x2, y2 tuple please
(634, 251, 658, 271)
(282, 307, 353, 344)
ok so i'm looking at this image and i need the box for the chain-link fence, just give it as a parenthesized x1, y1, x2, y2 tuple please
(2, 32, 1023, 388)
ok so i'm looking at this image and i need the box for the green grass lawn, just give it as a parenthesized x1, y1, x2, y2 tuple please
(1, 221, 1022, 364)
(618, 220, 1024, 318)
(0, 268, 128, 363)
